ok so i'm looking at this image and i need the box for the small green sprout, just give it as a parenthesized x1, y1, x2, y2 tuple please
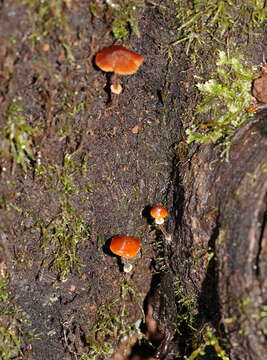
(186, 50, 256, 155)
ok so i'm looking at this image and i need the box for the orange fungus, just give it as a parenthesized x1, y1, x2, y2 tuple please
(95, 45, 143, 75)
(150, 205, 168, 221)
(110, 236, 141, 258)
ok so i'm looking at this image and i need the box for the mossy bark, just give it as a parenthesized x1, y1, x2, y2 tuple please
(163, 110, 267, 359)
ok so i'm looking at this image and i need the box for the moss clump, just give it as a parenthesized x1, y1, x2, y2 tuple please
(111, 1, 144, 40)
(1, 100, 36, 172)
(24, 0, 72, 41)
(89, 0, 144, 40)
(82, 280, 141, 359)
(174, 279, 230, 359)
(174, 279, 197, 336)
(0, 274, 34, 359)
(174, 0, 266, 58)
(186, 50, 255, 155)
(186, 325, 230, 360)
(40, 200, 89, 282)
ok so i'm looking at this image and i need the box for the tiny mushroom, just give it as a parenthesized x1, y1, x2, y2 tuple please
(150, 205, 168, 225)
(245, 103, 267, 114)
(110, 235, 141, 273)
(245, 103, 260, 114)
(150, 205, 172, 242)
(95, 45, 143, 94)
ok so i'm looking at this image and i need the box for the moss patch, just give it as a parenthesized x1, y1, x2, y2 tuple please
(186, 50, 256, 155)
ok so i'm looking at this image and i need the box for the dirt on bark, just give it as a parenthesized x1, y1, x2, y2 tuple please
(0, 1, 186, 359)
(0, 1, 267, 360)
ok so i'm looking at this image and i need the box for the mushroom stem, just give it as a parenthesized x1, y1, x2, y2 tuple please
(121, 258, 133, 273)
(158, 224, 172, 243)
(111, 73, 122, 94)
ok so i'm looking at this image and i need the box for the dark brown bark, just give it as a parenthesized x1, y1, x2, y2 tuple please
(165, 110, 267, 359)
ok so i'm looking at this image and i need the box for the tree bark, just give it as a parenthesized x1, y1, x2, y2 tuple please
(168, 110, 267, 359)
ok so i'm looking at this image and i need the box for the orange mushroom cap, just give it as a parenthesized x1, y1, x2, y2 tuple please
(95, 45, 143, 75)
(110, 236, 141, 258)
(246, 103, 259, 114)
(150, 205, 168, 220)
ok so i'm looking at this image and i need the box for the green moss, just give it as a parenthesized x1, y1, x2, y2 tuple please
(60, 154, 89, 195)
(0, 274, 34, 359)
(262, 163, 267, 173)
(153, 235, 169, 272)
(88, 0, 145, 41)
(111, 1, 144, 40)
(34, 149, 93, 281)
(174, 0, 266, 58)
(84, 300, 124, 359)
(174, 279, 197, 336)
(174, 279, 230, 359)
(40, 200, 89, 282)
(259, 305, 267, 336)
(1, 100, 36, 172)
(36, 152, 93, 195)
(186, 50, 255, 156)
(24, 0, 72, 43)
(82, 280, 142, 359)
(186, 326, 230, 360)
(238, 296, 267, 339)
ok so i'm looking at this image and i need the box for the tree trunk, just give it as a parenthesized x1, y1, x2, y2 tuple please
(157, 110, 267, 359)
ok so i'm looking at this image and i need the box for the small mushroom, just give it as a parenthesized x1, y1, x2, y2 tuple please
(95, 45, 143, 94)
(245, 103, 260, 114)
(252, 75, 267, 104)
(150, 205, 172, 242)
(110, 235, 141, 273)
(245, 103, 267, 114)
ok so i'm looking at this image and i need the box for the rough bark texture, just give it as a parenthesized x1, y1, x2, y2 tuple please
(0, 1, 267, 359)
(164, 111, 267, 359)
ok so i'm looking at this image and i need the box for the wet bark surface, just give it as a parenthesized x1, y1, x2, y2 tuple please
(0, 1, 267, 359)
(169, 110, 267, 359)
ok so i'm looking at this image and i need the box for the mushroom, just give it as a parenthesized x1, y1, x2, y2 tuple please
(110, 235, 141, 273)
(245, 103, 260, 113)
(245, 103, 267, 114)
(95, 45, 143, 94)
(252, 75, 267, 104)
(150, 205, 172, 242)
